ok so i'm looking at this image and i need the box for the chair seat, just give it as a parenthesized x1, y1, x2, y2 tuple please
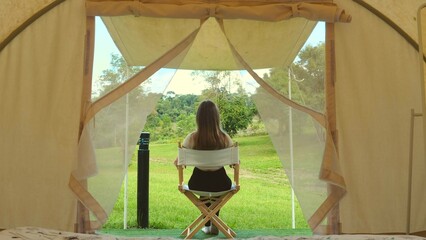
(183, 184, 237, 197)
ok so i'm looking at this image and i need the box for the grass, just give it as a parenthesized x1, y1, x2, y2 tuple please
(101, 134, 312, 236)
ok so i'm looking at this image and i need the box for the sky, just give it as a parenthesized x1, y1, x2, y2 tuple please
(92, 18, 325, 95)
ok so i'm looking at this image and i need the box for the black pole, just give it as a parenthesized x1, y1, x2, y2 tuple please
(137, 132, 150, 228)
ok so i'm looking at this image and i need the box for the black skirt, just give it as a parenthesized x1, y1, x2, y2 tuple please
(188, 167, 232, 192)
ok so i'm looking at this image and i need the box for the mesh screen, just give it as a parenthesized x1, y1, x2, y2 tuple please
(87, 69, 177, 218)
(247, 70, 328, 226)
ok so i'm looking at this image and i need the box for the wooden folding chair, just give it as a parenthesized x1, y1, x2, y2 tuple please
(177, 143, 240, 239)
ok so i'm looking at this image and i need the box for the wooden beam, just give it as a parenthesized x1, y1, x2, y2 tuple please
(79, 16, 95, 136)
(325, 22, 341, 234)
(75, 16, 96, 234)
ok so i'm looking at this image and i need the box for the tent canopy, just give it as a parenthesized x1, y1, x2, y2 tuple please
(1, 0, 426, 237)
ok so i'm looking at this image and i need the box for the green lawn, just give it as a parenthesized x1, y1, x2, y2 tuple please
(103, 134, 310, 232)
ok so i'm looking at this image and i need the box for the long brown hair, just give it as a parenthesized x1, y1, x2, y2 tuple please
(192, 100, 227, 150)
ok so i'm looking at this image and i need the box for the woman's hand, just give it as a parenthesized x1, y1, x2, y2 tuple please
(174, 157, 185, 169)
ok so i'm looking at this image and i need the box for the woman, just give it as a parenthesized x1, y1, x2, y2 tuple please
(176, 100, 233, 235)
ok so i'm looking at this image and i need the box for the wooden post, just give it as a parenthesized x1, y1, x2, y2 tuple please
(75, 16, 95, 233)
(325, 22, 341, 234)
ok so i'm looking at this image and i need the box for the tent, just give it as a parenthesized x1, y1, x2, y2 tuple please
(1, 0, 426, 236)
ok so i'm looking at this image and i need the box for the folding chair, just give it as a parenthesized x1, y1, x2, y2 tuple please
(177, 143, 240, 239)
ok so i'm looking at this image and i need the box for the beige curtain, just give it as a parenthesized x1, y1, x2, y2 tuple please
(0, 0, 86, 231)
(335, 0, 426, 234)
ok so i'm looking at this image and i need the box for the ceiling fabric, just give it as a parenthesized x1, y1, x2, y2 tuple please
(87, 0, 350, 70)
(102, 16, 316, 70)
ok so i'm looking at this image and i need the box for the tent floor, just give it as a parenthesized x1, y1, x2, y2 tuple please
(100, 227, 312, 239)
(1, 227, 425, 239)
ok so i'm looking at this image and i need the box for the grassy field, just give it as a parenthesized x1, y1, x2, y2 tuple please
(103, 134, 310, 231)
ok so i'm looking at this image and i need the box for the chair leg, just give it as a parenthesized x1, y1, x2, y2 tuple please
(211, 216, 237, 237)
(180, 214, 204, 236)
(182, 191, 237, 238)
(181, 192, 213, 239)
(208, 194, 237, 237)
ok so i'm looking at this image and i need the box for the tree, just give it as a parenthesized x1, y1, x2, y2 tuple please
(291, 42, 325, 112)
(194, 70, 255, 137)
(217, 92, 256, 137)
(144, 93, 198, 141)
(93, 53, 146, 148)
(94, 54, 142, 99)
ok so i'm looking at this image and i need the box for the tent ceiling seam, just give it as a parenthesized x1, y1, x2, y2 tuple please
(353, 0, 426, 62)
(0, 0, 66, 53)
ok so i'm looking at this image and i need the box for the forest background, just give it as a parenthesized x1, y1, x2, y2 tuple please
(93, 42, 326, 144)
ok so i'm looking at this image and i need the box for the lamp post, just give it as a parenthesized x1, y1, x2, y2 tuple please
(288, 66, 304, 229)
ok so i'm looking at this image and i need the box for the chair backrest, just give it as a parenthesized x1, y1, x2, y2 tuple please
(178, 145, 239, 168)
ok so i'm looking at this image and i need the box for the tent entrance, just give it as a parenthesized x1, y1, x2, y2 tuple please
(74, 2, 351, 233)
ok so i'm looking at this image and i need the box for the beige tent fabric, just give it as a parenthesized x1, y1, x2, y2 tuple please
(418, 6, 426, 187)
(335, 0, 426, 234)
(86, 1, 351, 23)
(0, 0, 86, 231)
(2, 0, 426, 235)
(101, 16, 200, 68)
(102, 15, 317, 70)
(221, 18, 316, 70)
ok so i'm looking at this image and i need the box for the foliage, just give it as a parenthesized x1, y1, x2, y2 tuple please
(217, 92, 256, 137)
(94, 42, 325, 143)
(194, 70, 256, 137)
(291, 43, 325, 112)
(143, 94, 198, 142)
(142, 70, 257, 139)
(93, 54, 143, 99)
(91, 54, 147, 148)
